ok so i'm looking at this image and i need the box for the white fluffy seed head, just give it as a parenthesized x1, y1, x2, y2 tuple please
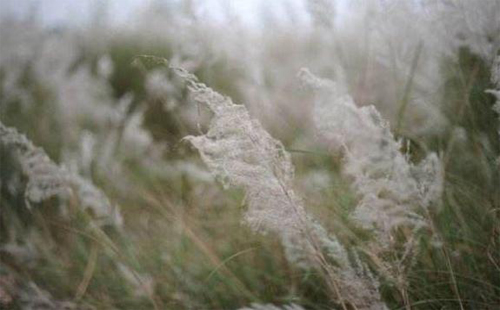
(300, 68, 443, 247)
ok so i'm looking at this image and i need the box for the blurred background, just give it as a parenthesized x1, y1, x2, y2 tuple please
(0, 0, 499, 309)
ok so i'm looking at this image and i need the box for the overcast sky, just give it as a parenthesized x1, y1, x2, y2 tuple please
(0, 0, 324, 28)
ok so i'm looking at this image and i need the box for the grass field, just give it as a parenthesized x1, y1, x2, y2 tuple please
(1, 1, 499, 309)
